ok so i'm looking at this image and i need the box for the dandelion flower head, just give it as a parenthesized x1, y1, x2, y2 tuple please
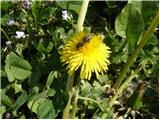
(61, 32, 111, 80)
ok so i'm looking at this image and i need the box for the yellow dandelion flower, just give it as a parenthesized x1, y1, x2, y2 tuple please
(60, 32, 111, 80)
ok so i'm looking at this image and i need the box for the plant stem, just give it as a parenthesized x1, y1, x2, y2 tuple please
(114, 11, 159, 89)
(62, 74, 74, 119)
(63, 0, 90, 118)
(76, 0, 89, 32)
(71, 85, 79, 118)
(1, 27, 11, 41)
(78, 96, 105, 111)
(109, 65, 142, 108)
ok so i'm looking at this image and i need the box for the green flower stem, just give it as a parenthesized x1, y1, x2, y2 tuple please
(76, 0, 89, 32)
(71, 85, 79, 118)
(62, 74, 74, 119)
(114, 11, 159, 89)
(1, 27, 11, 41)
(64, 0, 90, 118)
(109, 64, 142, 108)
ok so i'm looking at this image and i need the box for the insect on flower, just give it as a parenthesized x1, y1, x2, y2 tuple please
(76, 34, 93, 50)
(61, 32, 111, 80)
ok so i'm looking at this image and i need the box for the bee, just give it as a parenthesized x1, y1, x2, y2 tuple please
(76, 34, 93, 50)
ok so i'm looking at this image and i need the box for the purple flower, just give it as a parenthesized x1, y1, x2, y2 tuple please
(7, 18, 15, 26)
(24, 0, 30, 9)
(5, 113, 11, 119)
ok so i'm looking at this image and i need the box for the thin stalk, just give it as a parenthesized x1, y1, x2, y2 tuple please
(71, 85, 79, 118)
(109, 65, 143, 108)
(64, 0, 89, 118)
(76, 0, 89, 32)
(62, 74, 74, 119)
(78, 96, 105, 111)
(114, 11, 159, 89)
(1, 27, 11, 41)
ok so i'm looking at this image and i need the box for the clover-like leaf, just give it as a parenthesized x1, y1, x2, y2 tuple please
(5, 52, 32, 82)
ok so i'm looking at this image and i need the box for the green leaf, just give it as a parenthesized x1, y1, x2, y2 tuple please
(37, 99, 56, 119)
(115, 5, 129, 38)
(49, 7, 57, 15)
(1, 92, 12, 107)
(31, 0, 43, 24)
(58, 1, 82, 14)
(0, 106, 6, 119)
(46, 41, 53, 53)
(98, 74, 110, 84)
(47, 88, 56, 97)
(27, 91, 46, 112)
(12, 93, 28, 116)
(10, 66, 31, 80)
(15, 43, 24, 56)
(37, 39, 47, 53)
(0, 1, 12, 11)
(126, 5, 144, 52)
(127, 83, 144, 110)
(5, 52, 32, 81)
(28, 67, 42, 88)
(6, 52, 32, 71)
(115, 3, 144, 52)
(146, 34, 158, 46)
(4, 64, 14, 82)
(27, 89, 55, 114)
(30, 86, 40, 96)
(1, 14, 9, 26)
(36, 39, 53, 53)
(130, 1, 158, 26)
(46, 71, 54, 89)
(20, 8, 28, 22)
(81, 80, 92, 97)
(19, 114, 25, 119)
(28, 97, 44, 114)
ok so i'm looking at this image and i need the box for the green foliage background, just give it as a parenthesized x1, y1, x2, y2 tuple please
(1, 0, 159, 119)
